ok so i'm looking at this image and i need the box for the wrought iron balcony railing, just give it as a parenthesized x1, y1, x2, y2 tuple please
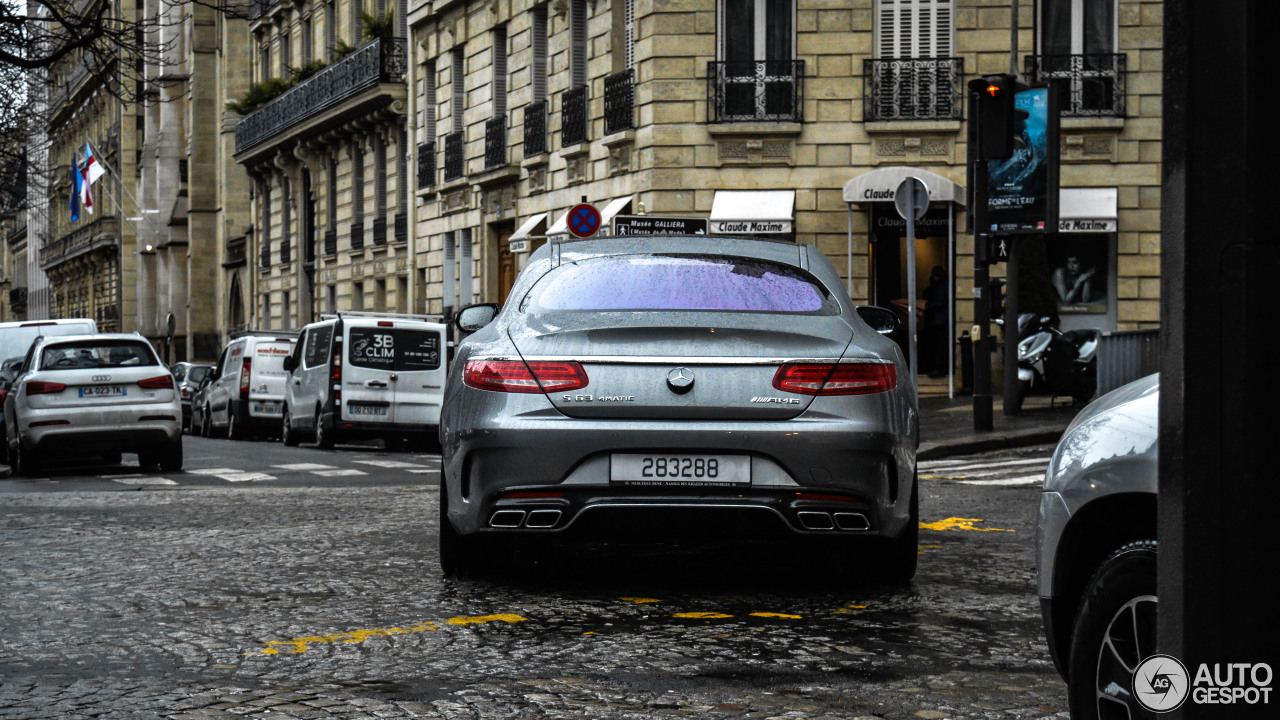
(707, 60, 805, 123)
(524, 100, 548, 157)
(323, 228, 337, 255)
(1025, 53, 1126, 117)
(372, 216, 387, 246)
(417, 141, 435, 188)
(260, 234, 271, 267)
(443, 131, 465, 181)
(280, 232, 291, 265)
(350, 221, 364, 250)
(394, 214, 408, 244)
(863, 57, 964, 122)
(235, 37, 407, 154)
(484, 117, 508, 169)
(562, 85, 589, 146)
(604, 69, 635, 135)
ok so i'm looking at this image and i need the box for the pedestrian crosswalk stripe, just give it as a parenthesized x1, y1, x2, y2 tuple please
(110, 477, 178, 486)
(354, 460, 425, 469)
(187, 468, 277, 482)
(407, 469, 436, 474)
(919, 457, 1052, 472)
(272, 463, 338, 471)
(312, 469, 367, 477)
(957, 475, 1044, 486)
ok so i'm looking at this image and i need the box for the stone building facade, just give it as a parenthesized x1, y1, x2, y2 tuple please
(403, 0, 1162, 375)
(232, 0, 415, 332)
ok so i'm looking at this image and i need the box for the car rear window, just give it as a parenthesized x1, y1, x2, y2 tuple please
(527, 254, 834, 313)
(41, 340, 157, 369)
(348, 327, 442, 371)
(188, 366, 210, 383)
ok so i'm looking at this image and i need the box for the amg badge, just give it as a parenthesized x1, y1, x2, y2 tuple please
(750, 397, 802, 404)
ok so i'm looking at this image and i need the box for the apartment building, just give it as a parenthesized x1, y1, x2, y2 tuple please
(405, 0, 1161, 374)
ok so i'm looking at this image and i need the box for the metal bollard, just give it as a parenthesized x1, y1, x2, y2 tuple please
(959, 331, 974, 395)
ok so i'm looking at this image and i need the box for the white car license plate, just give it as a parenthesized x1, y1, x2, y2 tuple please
(253, 402, 283, 415)
(610, 454, 751, 486)
(79, 385, 125, 398)
(348, 405, 388, 416)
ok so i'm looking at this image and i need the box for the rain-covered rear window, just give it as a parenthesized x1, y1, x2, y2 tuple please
(41, 341, 158, 369)
(528, 255, 834, 313)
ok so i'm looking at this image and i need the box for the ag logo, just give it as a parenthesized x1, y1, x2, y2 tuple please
(1134, 654, 1190, 712)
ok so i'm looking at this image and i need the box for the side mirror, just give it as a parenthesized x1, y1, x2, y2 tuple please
(456, 303, 499, 333)
(282, 355, 297, 372)
(856, 305, 898, 335)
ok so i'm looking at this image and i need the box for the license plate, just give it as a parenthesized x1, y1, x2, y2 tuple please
(610, 454, 751, 486)
(348, 405, 388, 416)
(253, 403, 283, 415)
(79, 385, 125, 397)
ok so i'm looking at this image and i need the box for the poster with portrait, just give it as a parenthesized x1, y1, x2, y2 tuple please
(1046, 236, 1109, 314)
(987, 87, 1059, 234)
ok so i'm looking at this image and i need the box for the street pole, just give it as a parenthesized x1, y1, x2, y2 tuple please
(906, 197, 918, 379)
(972, 165, 993, 432)
(1002, 237, 1020, 414)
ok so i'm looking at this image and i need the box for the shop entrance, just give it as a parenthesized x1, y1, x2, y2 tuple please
(870, 204, 953, 377)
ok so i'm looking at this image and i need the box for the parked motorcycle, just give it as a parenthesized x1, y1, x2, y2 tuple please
(998, 315, 1099, 412)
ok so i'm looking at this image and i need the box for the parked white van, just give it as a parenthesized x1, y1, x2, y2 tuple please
(0, 319, 99, 367)
(201, 331, 299, 440)
(281, 312, 447, 450)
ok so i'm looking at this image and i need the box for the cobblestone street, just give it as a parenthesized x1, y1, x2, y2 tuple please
(1, 441, 1067, 719)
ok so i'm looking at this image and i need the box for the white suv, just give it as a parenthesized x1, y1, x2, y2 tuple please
(281, 312, 447, 450)
(202, 332, 299, 440)
(4, 333, 182, 475)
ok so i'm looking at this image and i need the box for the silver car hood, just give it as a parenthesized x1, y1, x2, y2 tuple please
(1045, 373, 1159, 497)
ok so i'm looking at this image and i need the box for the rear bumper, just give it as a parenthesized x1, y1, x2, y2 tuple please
(320, 410, 437, 438)
(26, 423, 179, 453)
(233, 399, 285, 427)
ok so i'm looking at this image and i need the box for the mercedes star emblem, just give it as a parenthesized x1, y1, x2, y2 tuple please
(666, 367, 695, 394)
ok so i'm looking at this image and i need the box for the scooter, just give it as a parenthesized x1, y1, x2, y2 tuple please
(999, 315, 1099, 412)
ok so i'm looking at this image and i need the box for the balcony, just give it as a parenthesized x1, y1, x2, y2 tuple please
(260, 236, 271, 267)
(561, 85, 589, 147)
(394, 214, 407, 244)
(41, 218, 119, 270)
(1025, 54, 1126, 118)
(323, 228, 337, 255)
(524, 100, 548, 158)
(443, 131, 465, 182)
(350, 221, 364, 251)
(604, 69, 635, 135)
(234, 37, 407, 156)
(484, 117, 508, 169)
(417, 141, 436, 188)
(9, 287, 27, 311)
(707, 60, 805, 123)
(863, 58, 964, 122)
(224, 237, 247, 268)
(372, 216, 387, 246)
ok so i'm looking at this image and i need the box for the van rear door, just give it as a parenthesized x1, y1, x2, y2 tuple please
(342, 323, 446, 425)
(386, 323, 447, 427)
(247, 339, 295, 418)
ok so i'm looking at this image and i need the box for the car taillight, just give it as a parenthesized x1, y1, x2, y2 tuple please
(772, 362, 897, 396)
(240, 359, 252, 397)
(181, 387, 190, 399)
(463, 360, 589, 394)
(331, 340, 343, 404)
(0, 389, 8, 404)
(26, 381, 67, 395)
(138, 375, 175, 389)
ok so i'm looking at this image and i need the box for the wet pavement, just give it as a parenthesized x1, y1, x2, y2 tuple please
(0, 440, 1067, 719)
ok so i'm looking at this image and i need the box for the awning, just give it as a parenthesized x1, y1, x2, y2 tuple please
(842, 166, 964, 205)
(598, 197, 632, 233)
(508, 212, 548, 252)
(709, 190, 795, 234)
(1058, 187, 1118, 232)
(546, 208, 570, 238)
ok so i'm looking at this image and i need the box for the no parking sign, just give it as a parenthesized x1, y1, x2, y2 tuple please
(566, 202, 602, 239)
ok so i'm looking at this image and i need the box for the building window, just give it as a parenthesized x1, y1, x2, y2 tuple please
(351, 0, 364, 45)
(352, 281, 364, 311)
(451, 46, 466, 133)
(351, 144, 365, 249)
(493, 24, 508, 117)
(283, 291, 291, 326)
(1028, 0, 1123, 116)
(711, 0, 802, 122)
(302, 16, 313, 66)
(863, 0, 961, 121)
(327, 0, 337, 58)
(279, 19, 291, 76)
(532, 5, 548, 103)
(260, 180, 272, 268)
(1040, 0, 1115, 56)
(570, 0, 588, 88)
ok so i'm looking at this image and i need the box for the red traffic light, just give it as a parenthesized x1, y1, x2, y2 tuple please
(986, 83, 1002, 97)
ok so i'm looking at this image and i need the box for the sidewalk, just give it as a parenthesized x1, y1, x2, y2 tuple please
(916, 377, 1084, 460)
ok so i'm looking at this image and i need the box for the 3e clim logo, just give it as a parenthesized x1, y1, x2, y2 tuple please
(1133, 655, 1273, 713)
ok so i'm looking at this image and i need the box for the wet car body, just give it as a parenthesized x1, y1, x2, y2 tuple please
(439, 236, 919, 579)
(1036, 373, 1158, 717)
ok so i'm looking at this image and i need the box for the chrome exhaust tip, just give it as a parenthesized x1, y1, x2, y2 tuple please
(797, 511, 835, 531)
(524, 509, 563, 528)
(489, 509, 527, 528)
(834, 512, 870, 531)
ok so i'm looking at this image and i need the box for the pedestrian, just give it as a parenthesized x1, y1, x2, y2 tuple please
(922, 266, 949, 378)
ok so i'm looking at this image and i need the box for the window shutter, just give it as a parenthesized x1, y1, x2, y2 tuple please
(424, 59, 437, 142)
(532, 6, 548, 101)
(493, 25, 508, 117)
(352, 145, 365, 222)
(571, 0, 587, 88)
(877, 0, 953, 58)
(452, 47, 466, 133)
(624, 0, 635, 70)
(375, 137, 387, 216)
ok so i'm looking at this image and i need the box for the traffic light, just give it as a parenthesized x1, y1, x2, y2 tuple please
(989, 278, 1006, 319)
(969, 74, 1016, 159)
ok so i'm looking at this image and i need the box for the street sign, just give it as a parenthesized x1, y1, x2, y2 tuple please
(612, 215, 708, 236)
(566, 202, 602, 239)
(894, 177, 930, 221)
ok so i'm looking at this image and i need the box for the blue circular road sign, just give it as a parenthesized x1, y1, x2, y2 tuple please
(567, 202, 602, 239)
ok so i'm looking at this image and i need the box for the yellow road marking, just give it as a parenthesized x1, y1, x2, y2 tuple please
(749, 612, 801, 619)
(672, 612, 733, 619)
(834, 604, 868, 615)
(618, 597, 662, 604)
(919, 517, 1014, 532)
(446, 613, 527, 626)
(261, 621, 440, 654)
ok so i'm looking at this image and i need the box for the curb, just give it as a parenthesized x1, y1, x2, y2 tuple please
(917, 428, 1068, 461)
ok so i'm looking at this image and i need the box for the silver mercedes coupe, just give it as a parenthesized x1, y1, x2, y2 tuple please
(437, 236, 919, 581)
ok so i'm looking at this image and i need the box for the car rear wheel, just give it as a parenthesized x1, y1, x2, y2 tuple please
(15, 440, 40, 477)
(1068, 540, 1158, 720)
(199, 408, 211, 438)
(314, 409, 335, 449)
(282, 407, 300, 447)
(439, 479, 479, 578)
(864, 474, 919, 585)
(158, 440, 183, 472)
(227, 409, 245, 441)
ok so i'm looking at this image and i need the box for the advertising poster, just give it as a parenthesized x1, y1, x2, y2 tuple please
(987, 87, 1058, 233)
(1047, 235, 1109, 314)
